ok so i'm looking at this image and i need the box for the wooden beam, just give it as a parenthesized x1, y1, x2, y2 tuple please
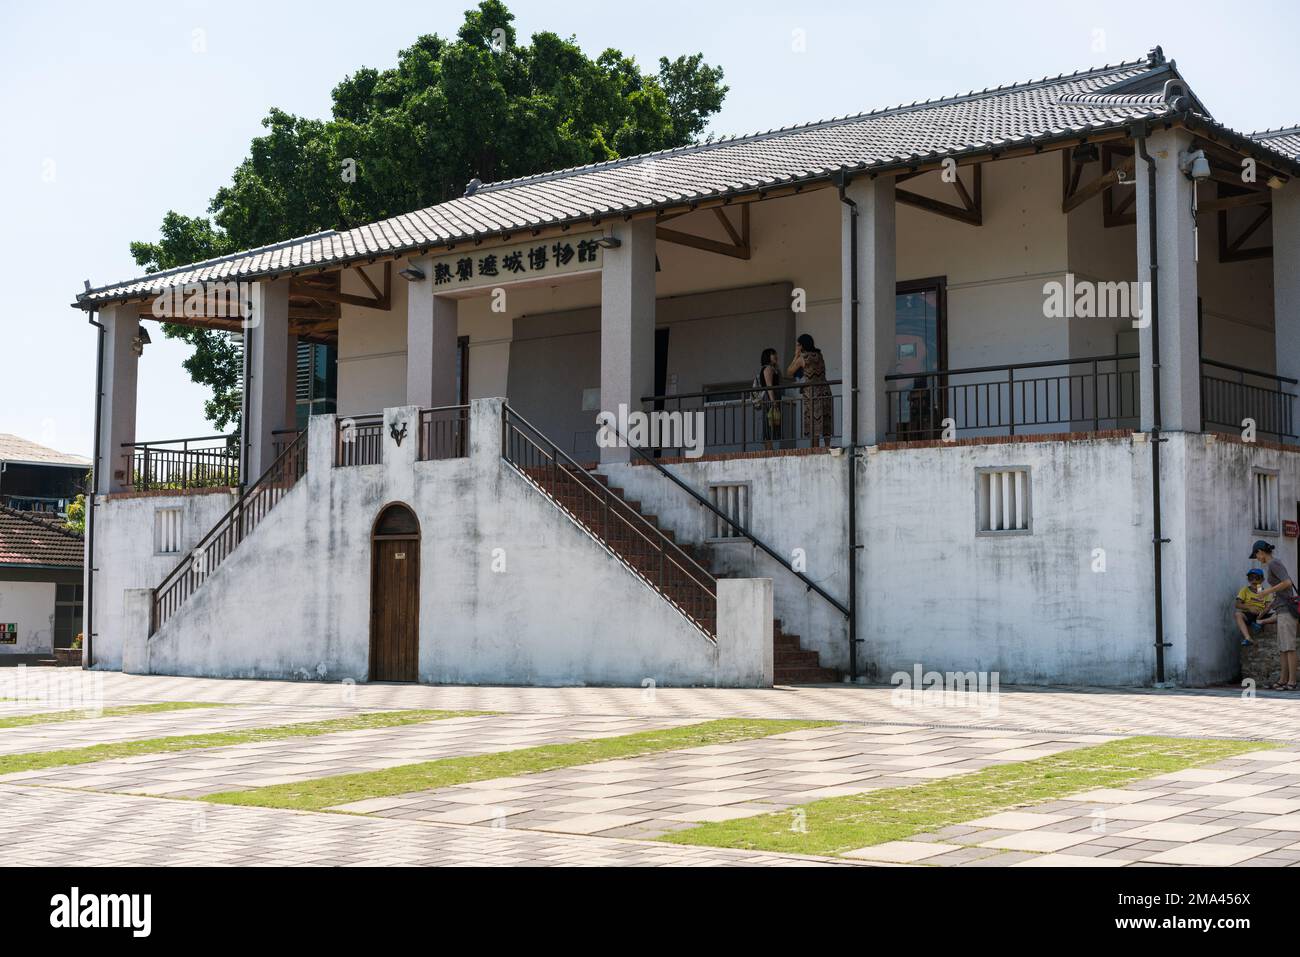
(1199, 191, 1273, 213)
(713, 207, 743, 246)
(895, 187, 981, 227)
(655, 225, 751, 260)
(1063, 157, 1134, 213)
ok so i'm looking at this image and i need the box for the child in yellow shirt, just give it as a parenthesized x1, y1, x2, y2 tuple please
(1235, 569, 1277, 646)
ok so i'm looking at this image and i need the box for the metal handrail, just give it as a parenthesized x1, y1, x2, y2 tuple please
(121, 433, 239, 492)
(501, 404, 717, 637)
(151, 429, 309, 634)
(884, 353, 1139, 381)
(641, 379, 845, 403)
(1200, 358, 1299, 386)
(335, 413, 384, 467)
(617, 427, 851, 619)
(885, 353, 1140, 439)
(418, 405, 470, 461)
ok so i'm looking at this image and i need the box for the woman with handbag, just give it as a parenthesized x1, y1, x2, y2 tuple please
(1250, 540, 1299, 690)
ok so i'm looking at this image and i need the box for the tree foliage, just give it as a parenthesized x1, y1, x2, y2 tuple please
(131, 1, 728, 426)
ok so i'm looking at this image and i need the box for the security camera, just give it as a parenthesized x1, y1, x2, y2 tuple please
(1179, 149, 1211, 182)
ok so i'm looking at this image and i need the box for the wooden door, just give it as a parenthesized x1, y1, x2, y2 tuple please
(370, 505, 420, 682)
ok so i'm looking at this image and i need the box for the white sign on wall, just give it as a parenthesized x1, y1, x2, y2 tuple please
(428, 231, 604, 292)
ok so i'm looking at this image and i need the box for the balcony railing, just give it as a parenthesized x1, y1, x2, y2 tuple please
(152, 430, 308, 634)
(335, 414, 384, 467)
(122, 435, 239, 492)
(885, 354, 1140, 441)
(419, 405, 470, 461)
(639, 380, 843, 458)
(1201, 360, 1297, 441)
(271, 428, 304, 460)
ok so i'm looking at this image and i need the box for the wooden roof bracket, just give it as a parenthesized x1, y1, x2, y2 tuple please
(895, 164, 982, 226)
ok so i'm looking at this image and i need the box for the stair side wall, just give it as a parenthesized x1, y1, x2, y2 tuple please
(134, 400, 769, 687)
(91, 489, 238, 670)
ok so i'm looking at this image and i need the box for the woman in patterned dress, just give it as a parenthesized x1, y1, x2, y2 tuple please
(787, 334, 833, 446)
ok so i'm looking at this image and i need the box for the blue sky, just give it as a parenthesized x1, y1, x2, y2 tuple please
(2, 0, 1296, 455)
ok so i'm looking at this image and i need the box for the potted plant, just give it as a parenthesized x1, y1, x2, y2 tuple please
(57, 633, 83, 667)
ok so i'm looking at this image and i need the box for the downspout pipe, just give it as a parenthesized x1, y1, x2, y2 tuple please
(1132, 125, 1170, 686)
(835, 171, 861, 683)
(85, 308, 105, 669)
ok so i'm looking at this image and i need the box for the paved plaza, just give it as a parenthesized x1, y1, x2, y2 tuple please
(1, 671, 1297, 867)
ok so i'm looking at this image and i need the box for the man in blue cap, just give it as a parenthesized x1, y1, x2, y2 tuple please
(1249, 540, 1297, 690)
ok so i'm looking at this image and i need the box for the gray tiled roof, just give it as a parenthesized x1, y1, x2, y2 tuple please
(74, 49, 1295, 308)
(0, 434, 90, 468)
(1250, 126, 1300, 161)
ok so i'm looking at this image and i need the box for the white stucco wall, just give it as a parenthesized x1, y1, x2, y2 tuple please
(0, 580, 56, 654)
(123, 400, 769, 687)
(91, 488, 236, 670)
(602, 451, 849, 671)
(609, 434, 1160, 686)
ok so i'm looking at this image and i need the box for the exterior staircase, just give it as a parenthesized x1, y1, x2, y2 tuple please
(150, 430, 310, 636)
(502, 414, 839, 684)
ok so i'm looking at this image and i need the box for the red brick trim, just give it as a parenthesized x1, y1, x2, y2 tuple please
(630, 445, 836, 467)
(876, 429, 1135, 451)
(1203, 431, 1300, 455)
(101, 486, 236, 502)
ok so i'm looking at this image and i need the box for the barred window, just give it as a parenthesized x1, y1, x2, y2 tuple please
(977, 468, 1031, 534)
(708, 483, 750, 540)
(1253, 470, 1280, 535)
(154, 507, 183, 554)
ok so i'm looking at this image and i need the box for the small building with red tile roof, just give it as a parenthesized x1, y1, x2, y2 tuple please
(0, 505, 84, 659)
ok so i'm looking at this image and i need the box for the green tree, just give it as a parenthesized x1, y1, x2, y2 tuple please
(64, 494, 85, 535)
(132, 1, 728, 426)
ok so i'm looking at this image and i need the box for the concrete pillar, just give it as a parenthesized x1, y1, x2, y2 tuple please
(716, 578, 774, 688)
(95, 303, 140, 495)
(243, 278, 292, 479)
(1136, 128, 1201, 433)
(406, 258, 460, 409)
(1273, 181, 1300, 426)
(121, 588, 153, 673)
(599, 219, 656, 463)
(840, 176, 896, 446)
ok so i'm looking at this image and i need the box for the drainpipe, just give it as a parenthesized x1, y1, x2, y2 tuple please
(85, 308, 105, 669)
(1133, 126, 1170, 685)
(836, 172, 861, 683)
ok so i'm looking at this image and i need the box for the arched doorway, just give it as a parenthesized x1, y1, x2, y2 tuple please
(369, 503, 420, 682)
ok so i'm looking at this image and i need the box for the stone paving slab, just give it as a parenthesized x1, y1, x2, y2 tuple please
(893, 745, 1300, 867)
(351, 726, 1105, 839)
(0, 705, 379, 756)
(0, 713, 697, 798)
(65, 672, 1300, 742)
(0, 783, 848, 867)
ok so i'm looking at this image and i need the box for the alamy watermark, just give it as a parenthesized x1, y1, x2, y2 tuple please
(890, 664, 1001, 717)
(596, 404, 705, 459)
(1043, 274, 1151, 328)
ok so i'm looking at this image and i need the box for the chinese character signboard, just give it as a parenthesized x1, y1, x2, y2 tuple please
(0, 623, 15, 645)
(426, 232, 604, 294)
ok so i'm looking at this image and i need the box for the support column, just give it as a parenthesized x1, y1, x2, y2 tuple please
(95, 303, 140, 494)
(1273, 181, 1300, 412)
(1136, 128, 1201, 433)
(406, 258, 459, 409)
(600, 218, 656, 463)
(244, 278, 292, 480)
(840, 176, 896, 446)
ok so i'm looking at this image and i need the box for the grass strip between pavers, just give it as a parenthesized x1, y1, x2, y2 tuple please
(659, 735, 1278, 858)
(0, 709, 488, 777)
(0, 701, 224, 730)
(203, 718, 835, 811)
